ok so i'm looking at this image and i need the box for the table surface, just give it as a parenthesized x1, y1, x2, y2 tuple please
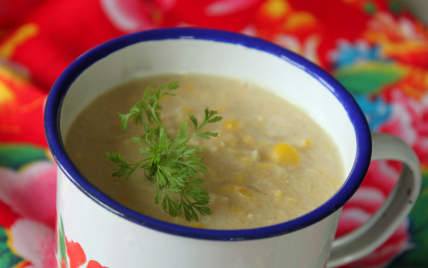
(0, 0, 427, 267)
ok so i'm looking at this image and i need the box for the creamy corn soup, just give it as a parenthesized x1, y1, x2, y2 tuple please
(65, 74, 344, 229)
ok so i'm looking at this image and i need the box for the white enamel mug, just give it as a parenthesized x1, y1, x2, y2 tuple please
(44, 28, 421, 268)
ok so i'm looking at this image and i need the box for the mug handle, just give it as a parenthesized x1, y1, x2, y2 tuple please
(327, 133, 421, 267)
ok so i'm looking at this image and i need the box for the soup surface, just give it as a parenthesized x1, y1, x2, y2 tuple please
(65, 74, 344, 229)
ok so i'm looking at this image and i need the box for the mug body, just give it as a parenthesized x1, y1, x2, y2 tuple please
(58, 170, 341, 268)
(46, 28, 371, 268)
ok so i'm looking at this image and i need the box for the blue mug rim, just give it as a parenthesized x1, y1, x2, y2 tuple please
(44, 27, 372, 241)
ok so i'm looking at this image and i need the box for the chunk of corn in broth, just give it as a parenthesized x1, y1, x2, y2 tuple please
(214, 106, 228, 112)
(234, 173, 246, 183)
(270, 142, 300, 165)
(189, 222, 204, 228)
(237, 158, 253, 163)
(220, 186, 254, 198)
(184, 83, 194, 91)
(243, 136, 253, 144)
(286, 197, 298, 204)
(237, 149, 258, 163)
(230, 206, 243, 214)
(255, 163, 276, 170)
(296, 139, 313, 149)
(222, 120, 241, 130)
(238, 188, 254, 198)
(182, 107, 193, 114)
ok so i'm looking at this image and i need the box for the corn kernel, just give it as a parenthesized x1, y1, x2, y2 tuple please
(223, 135, 238, 146)
(238, 188, 254, 198)
(184, 83, 194, 91)
(227, 148, 238, 154)
(275, 190, 282, 197)
(270, 142, 300, 165)
(243, 136, 253, 144)
(286, 197, 297, 204)
(304, 139, 312, 147)
(182, 107, 193, 115)
(214, 106, 228, 112)
(220, 186, 236, 193)
(330, 179, 337, 186)
(220, 186, 253, 198)
(258, 141, 272, 147)
(237, 158, 253, 163)
(222, 120, 241, 130)
(189, 222, 204, 228)
(256, 163, 275, 170)
(230, 206, 242, 214)
(234, 173, 246, 183)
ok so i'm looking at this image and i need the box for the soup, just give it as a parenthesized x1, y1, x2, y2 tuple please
(65, 74, 344, 229)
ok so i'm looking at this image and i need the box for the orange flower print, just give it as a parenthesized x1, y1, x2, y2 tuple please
(66, 237, 87, 268)
(254, 0, 320, 41)
(384, 67, 428, 100)
(258, 0, 291, 23)
(0, 23, 38, 59)
(87, 260, 109, 268)
(58, 216, 108, 268)
(364, 12, 428, 67)
(0, 65, 48, 147)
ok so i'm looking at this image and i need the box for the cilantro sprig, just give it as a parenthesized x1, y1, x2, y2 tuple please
(106, 81, 222, 221)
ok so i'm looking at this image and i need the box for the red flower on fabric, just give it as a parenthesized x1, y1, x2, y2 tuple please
(0, 161, 57, 268)
(379, 88, 428, 166)
(99, 0, 157, 32)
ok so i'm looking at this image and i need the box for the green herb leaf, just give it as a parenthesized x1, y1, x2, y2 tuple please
(107, 81, 222, 221)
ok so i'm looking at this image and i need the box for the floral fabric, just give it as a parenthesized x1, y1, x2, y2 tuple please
(0, 0, 427, 267)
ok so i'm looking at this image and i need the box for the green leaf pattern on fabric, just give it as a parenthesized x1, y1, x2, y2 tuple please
(0, 227, 25, 268)
(0, 144, 48, 170)
(334, 62, 406, 94)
